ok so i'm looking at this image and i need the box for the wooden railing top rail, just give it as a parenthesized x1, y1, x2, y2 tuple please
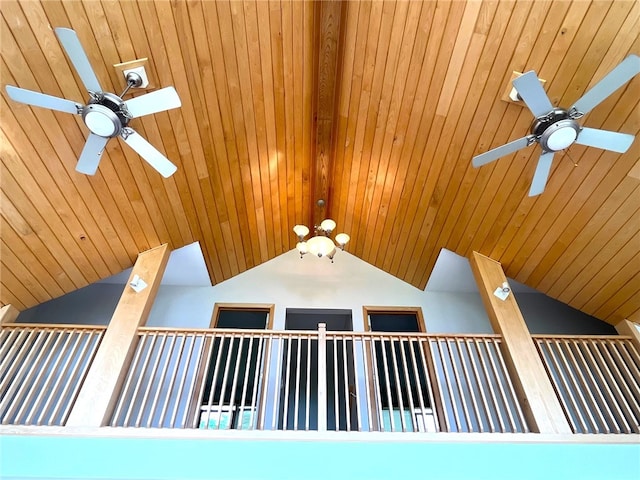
(532, 334, 632, 341)
(0, 323, 107, 331)
(136, 326, 503, 339)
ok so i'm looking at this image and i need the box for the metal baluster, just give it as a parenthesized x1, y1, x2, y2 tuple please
(317, 324, 327, 432)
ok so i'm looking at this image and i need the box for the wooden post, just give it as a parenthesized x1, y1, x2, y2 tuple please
(469, 252, 572, 434)
(0, 305, 19, 325)
(615, 319, 640, 350)
(66, 244, 170, 427)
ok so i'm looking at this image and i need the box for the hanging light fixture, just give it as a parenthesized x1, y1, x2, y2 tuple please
(293, 219, 350, 262)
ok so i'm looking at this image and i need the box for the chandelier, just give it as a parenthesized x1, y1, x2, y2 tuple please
(293, 219, 350, 262)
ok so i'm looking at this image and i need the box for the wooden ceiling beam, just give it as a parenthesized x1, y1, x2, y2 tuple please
(311, 0, 347, 226)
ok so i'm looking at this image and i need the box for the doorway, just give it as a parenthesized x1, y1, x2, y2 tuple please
(278, 308, 356, 431)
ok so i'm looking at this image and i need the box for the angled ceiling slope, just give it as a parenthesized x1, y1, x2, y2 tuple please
(0, 0, 638, 325)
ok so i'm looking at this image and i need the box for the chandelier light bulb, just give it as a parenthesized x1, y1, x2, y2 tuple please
(335, 233, 350, 249)
(293, 224, 310, 239)
(320, 218, 336, 234)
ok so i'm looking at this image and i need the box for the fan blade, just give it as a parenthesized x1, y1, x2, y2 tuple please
(528, 151, 555, 197)
(5, 85, 81, 114)
(76, 133, 109, 175)
(124, 87, 181, 118)
(575, 127, 634, 153)
(571, 54, 640, 115)
(55, 27, 102, 93)
(472, 135, 534, 167)
(121, 128, 177, 178)
(513, 71, 554, 118)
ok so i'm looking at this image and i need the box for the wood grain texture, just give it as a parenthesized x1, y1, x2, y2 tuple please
(469, 251, 572, 434)
(0, 0, 638, 325)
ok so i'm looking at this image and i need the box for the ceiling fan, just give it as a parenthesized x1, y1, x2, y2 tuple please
(472, 54, 640, 196)
(5, 27, 181, 178)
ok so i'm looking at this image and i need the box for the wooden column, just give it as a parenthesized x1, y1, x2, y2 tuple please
(469, 252, 572, 434)
(0, 305, 19, 324)
(615, 319, 640, 350)
(66, 244, 170, 427)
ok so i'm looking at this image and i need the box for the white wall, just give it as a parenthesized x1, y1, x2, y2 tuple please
(146, 249, 494, 333)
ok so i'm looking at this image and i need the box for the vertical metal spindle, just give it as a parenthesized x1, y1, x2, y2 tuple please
(421, 338, 444, 432)
(455, 339, 481, 432)
(122, 333, 157, 426)
(224, 335, 246, 430)
(607, 341, 640, 429)
(171, 333, 197, 428)
(238, 335, 256, 430)
(249, 335, 266, 430)
(281, 334, 294, 430)
(572, 340, 617, 433)
(58, 331, 102, 426)
(214, 334, 237, 429)
(583, 340, 629, 433)
(188, 333, 211, 428)
(361, 336, 374, 431)
(27, 329, 75, 425)
(465, 339, 493, 432)
(398, 338, 415, 432)
(271, 334, 284, 430)
(435, 337, 460, 431)
(0, 329, 26, 376)
(38, 331, 84, 425)
(14, 330, 65, 424)
(473, 339, 503, 432)
(564, 339, 609, 433)
(389, 337, 406, 432)
(317, 323, 327, 432)
(379, 335, 395, 431)
(597, 340, 639, 433)
(408, 338, 427, 431)
(333, 336, 339, 431)
(204, 333, 228, 429)
(487, 339, 519, 432)
(0, 330, 48, 421)
(370, 336, 384, 431)
(293, 336, 302, 431)
(158, 334, 186, 428)
(305, 335, 311, 430)
(134, 333, 167, 427)
(147, 334, 178, 427)
(546, 340, 590, 433)
(351, 335, 362, 432)
(446, 339, 472, 432)
(342, 336, 352, 432)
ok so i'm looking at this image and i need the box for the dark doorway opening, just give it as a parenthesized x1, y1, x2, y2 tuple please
(278, 308, 356, 431)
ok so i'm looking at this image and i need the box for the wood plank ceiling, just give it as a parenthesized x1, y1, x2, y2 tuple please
(1, 0, 638, 324)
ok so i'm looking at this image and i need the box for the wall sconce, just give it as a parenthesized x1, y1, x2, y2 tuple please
(493, 281, 511, 301)
(129, 274, 148, 293)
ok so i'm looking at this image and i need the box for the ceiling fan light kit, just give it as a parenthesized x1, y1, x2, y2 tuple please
(5, 27, 182, 178)
(473, 54, 640, 197)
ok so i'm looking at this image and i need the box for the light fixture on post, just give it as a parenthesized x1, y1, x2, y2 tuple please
(293, 219, 350, 262)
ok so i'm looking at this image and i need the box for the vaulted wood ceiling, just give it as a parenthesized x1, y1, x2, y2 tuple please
(1, 0, 638, 324)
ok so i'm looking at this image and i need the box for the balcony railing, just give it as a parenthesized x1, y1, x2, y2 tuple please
(1, 322, 638, 436)
(534, 335, 640, 434)
(0, 324, 105, 426)
(109, 326, 526, 432)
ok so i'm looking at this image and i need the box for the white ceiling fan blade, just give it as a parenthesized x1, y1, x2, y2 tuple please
(528, 151, 555, 197)
(76, 133, 109, 175)
(55, 27, 103, 93)
(571, 54, 640, 116)
(124, 87, 181, 118)
(512, 71, 554, 118)
(6, 85, 81, 114)
(575, 127, 634, 153)
(121, 128, 177, 178)
(472, 135, 534, 167)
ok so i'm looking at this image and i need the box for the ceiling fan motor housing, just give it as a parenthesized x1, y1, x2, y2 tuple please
(82, 92, 130, 138)
(531, 107, 580, 152)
